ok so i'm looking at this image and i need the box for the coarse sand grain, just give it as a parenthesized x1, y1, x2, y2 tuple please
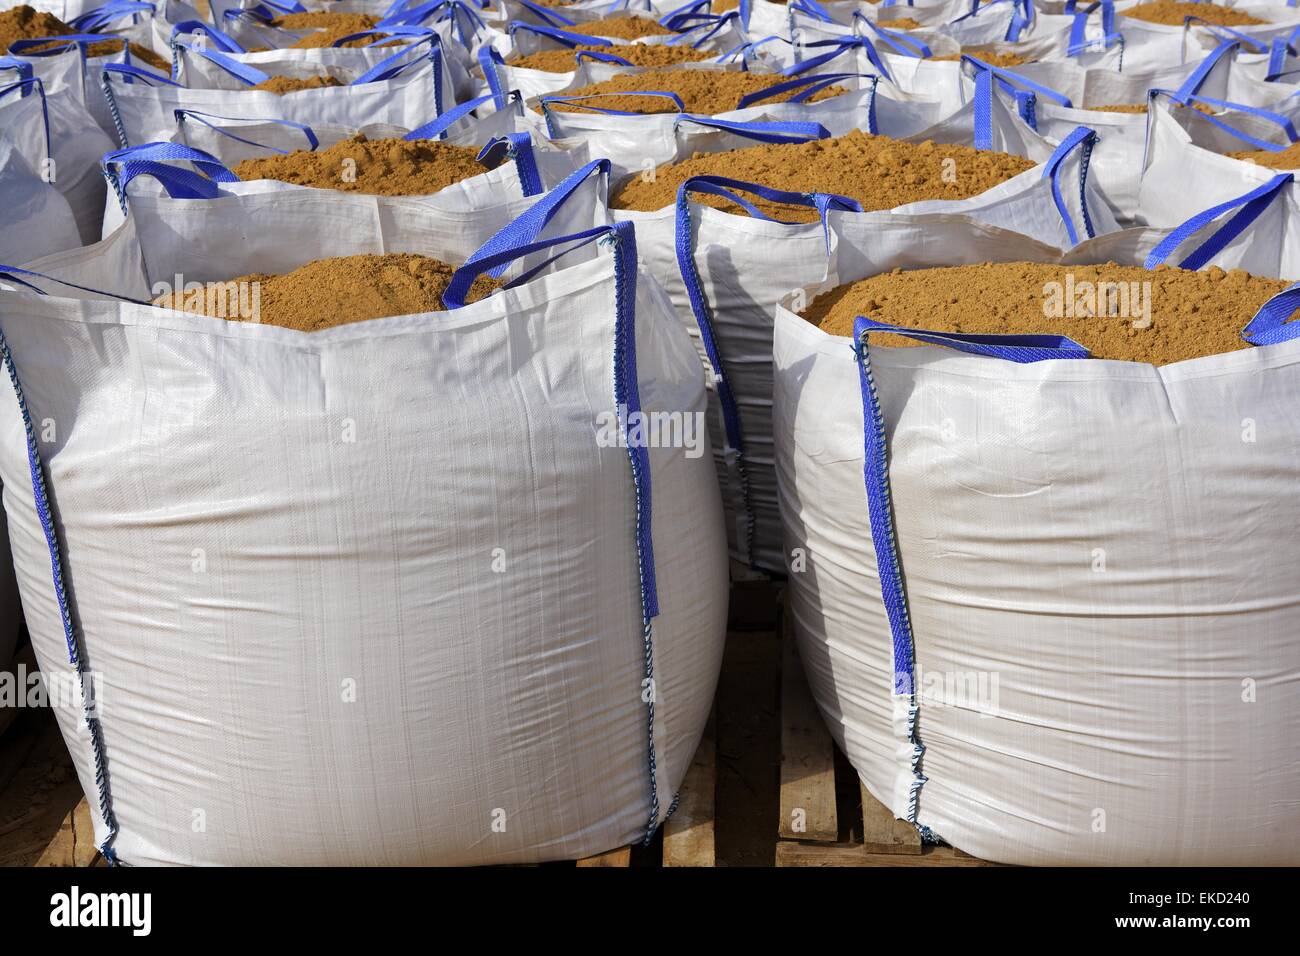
(152, 254, 498, 331)
(931, 49, 1036, 66)
(1228, 140, 1300, 169)
(542, 68, 846, 115)
(565, 16, 675, 39)
(611, 130, 1036, 218)
(249, 75, 346, 93)
(0, 4, 168, 69)
(233, 134, 486, 194)
(510, 43, 714, 72)
(801, 262, 1296, 364)
(1121, 1, 1265, 26)
(273, 12, 399, 48)
(1090, 101, 1215, 114)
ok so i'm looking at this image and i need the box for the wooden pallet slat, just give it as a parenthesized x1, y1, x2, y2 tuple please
(859, 782, 922, 855)
(661, 710, 716, 868)
(776, 592, 996, 868)
(34, 797, 101, 868)
(777, 614, 838, 844)
(575, 846, 632, 868)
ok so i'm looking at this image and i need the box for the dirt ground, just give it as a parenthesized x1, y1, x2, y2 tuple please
(0, 705, 82, 866)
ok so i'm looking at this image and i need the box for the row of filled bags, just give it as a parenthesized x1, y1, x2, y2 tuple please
(0, 0, 1297, 865)
(10, 0, 1300, 260)
(5, 125, 1300, 864)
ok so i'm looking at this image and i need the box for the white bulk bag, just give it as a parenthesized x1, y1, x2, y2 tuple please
(1137, 98, 1300, 276)
(536, 76, 882, 178)
(99, 117, 588, 238)
(171, 31, 463, 101)
(0, 80, 82, 261)
(618, 114, 1106, 571)
(772, 212, 1300, 865)
(0, 163, 728, 866)
(93, 134, 603, 289)
(99, 44, 449, 146)
(158, 87, 562, 166)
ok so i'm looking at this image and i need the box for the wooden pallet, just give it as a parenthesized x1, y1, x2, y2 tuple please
(34, 716, 717, 869)
(34, 797, 104, 867)
(775, 599, 997, 867)
(574, 707, 717, 868)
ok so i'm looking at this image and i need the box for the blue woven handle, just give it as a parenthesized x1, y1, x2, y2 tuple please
(853, 12, 931, 59)
(404, 90, 509, 140)
(1042, 125, 1099, 246)
(854, 314, 1090, 361)
(1067, 0, 1120, 56)
(102, 141, 238, 208)
(509, 22, 605, 49)
(675, 115, 831, 144)
(1160, 90, 1299, 151)
(174, 108, 319, 153)
(784, 35, 892, 82)
(737, 71, 877, 110)
(101, 61, 181, 85)
(0, 57, 34, 85)
(968, 56, 1071, 149)
(443, 158, 610, 307)
(477, 45, 508, 109)
(8, 33, 127, 55)
(1145, 172, 1294, 271)
(476, 131, 544, 196)
(1241, 283, 1300, 345)
(0, 76, 51, 157)
(177, 44, 269, 86)
(674, 175, 860, 561)
(69, 0, 154, 33)
(1172, 39, 1240, 102)
(509, 0, 577, 28)
(574, 50, 634, 66)
(170, 20, 246, 54)
(541, 90, 686, 115)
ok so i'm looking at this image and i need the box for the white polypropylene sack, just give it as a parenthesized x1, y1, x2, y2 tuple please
(0, 89, 81, 261)
(1137, 100, 1300, 275)
(0, 177, 728, 866)
(614, 104, 1107, 571)
(100, 138, 591, 255)
(772, 213, 1300, 865)
(99, 53, 449, 146)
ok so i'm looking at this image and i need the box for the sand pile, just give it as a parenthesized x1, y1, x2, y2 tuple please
(0, 4, 168, 69)
(543, 68, 846, 115)
(152, 254, 498, 331)
(1121, 2, 1265, 26)
(249, 75, 346, 93)
(1091, 101, 1215, 114)
(1228, 141, 1300, 169)
(932, 49, 1036, 66)
(612, 130, 1036, 218)
(233, 135, 486, 195)
(802, 262, 1295, 364)
(567, 17, 675, 40)
(273, 12, 396, 49)
(511, 43, 714, 72)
